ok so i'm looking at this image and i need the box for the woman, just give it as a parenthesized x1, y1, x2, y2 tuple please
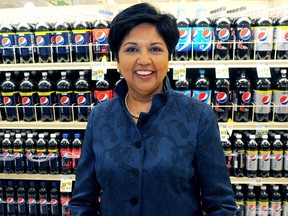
(70, 3, 237, 215)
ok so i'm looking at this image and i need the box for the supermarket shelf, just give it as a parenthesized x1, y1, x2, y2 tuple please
(218, 122, 288, 130)
(230, 177, 288, 185)
(0, 173, 75, 181)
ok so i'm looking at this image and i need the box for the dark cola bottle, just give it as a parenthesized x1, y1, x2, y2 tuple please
(38, 71, 55, 121)
(54, 21, 71, 63)
(25, 133, 37, 174)
(92, 19, 110, 62)
(175, 78, 191, 97)
(27, 181, 38, 216)
(17, 181, 27, 216)
(13, 133, 25, 174)
(270, 185, 282, 215)
(274, 16, 288, 59)
(71, 20, 91, 62)
(36, 133, 48, 174)
(258, 134, 271, 178)
(234, 185, 244, 216)
(273, 69, 288, 122)
(245, 185, 256, 215)
(253, 16, 274, 60)
(284, 133, 288, 177)
(6, 181, 16, 216)
(72, 133, 82, 174)
(39, 181, 49, 216)
(50, 182, 60, 216)
(232, 133, 245, 177)
(60, 133, 72, 175)
(48, 133, 60, 174)
(0, 22, 17, 63)
(245, 134, 258, 178)
(271, 134, 283, 178)
(174, 8, 192, 61)
(192, 69, 211, 104)
(2, 133, 14, 174)
(233, 70, 252, 122)
(94, 75, 113, 104)
(74, 71, 93, 121)
(213, 78, 230, 122)
(56, 71, 73, 121)
(221, 135, 232, 175)
(256, 185, 269, 215)
(253, 77, 272, 122)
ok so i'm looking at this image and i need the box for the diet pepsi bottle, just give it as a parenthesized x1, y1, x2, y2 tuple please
(38, 72, 55, 121)
(72, 20, 91, 62)
(253, 77, 272, 122)
(258, 134, 271, 178)
(192, 69, 211, 104)
(1, 72, 19, 121)
(0, 22, 17, 63)
(74, 71, 92, 121)
(213, 78, 230, 122)
(273, 69, 288, 122)
(19, 72, 37, 121)
(94, 75, 113, 104)
(234, 185, 244, 216)
(174, 78, 191, 97)
(35, 22, 54, 63)
(232, 133, 245, 177)
(257, 185, 269, 216)
(54, 21, 71, 63)
(273, 16, 288, 59)
(56, 71, 73, 121)
(271, 134, 283, 178)
(270, 185, 282, 215)
(245, 134, 258, 178)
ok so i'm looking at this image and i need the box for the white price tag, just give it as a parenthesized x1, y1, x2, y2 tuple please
(249, 177, 263, 186)
(91, 63, 107, 81)
(257, 63, 271, 78)
(219, 125, 228, 141)
(173, 63, 186, 80)
(255, 124, 268, 139)
(215, 64, 229, 79)
(60, 175, 73, 192)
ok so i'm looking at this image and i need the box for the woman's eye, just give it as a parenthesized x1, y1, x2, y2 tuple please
(126, 47, 138, 52)
(151, 47, 162, 52)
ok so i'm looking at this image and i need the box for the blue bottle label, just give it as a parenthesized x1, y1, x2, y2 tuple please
(192, 27, 212, 51)
(192, 90, 211, 104)
(175, 27, 192, 52)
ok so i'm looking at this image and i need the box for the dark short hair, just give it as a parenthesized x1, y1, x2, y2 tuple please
(108, 3, 179, 60)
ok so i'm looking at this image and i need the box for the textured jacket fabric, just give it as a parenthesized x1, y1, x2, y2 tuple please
(70, 77, 237, 216)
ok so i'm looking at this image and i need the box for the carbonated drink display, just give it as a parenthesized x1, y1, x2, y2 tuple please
(50, 182, 60, 216)
(257, 185, 269, 216)
(270, 185, 282, 215)
(258, 134, 271, 178)
(273, 16, 288, 59)
(13, 133, 25, 174)
(60, 192, 71, 216)
(2, 134, 14, 173)
(0, 22, 17, 63)
(253, 78, 272, 122)
(74, 71, 92, 121)
(36, 133, 48, 174)
(233, 16, 253, 60)
(233, 70, 252, 122)
(92, 19, 110, 62)
(245, 185, 256, 216)
(271, 134, 283, 178)
(221, 135, 232, 174)
(19, 72, 37, 121)
(234, 185, 244, 216)
(246, 134, 258, 178)
(35, 22, 54, 63)
(6, 181, 16, 216)
(253, 16, 274, 60)
(213, 78, 230, 122)
(27, 181, 38, 216)
(25, 133, 37, 174)
(191, 8, 212, 60)
(38, 71, 55, 121)
(16, 22, 35, 63)
(0, 180, 4, 216)
(17, 181, 27, 216)
(174, 8, 192, 61)
(1, 72, 19, 121)
(232, 133, 245, 177)
(94, 76, 113, 104)
(60, 133, 72, 174)
(72, 20, 91, 62)
(72, 133, 82, 174)
(48, 133, 60, 174)
(174, 78, 191, 97)
(39, 181, 48, 216)
(56, 71, 73, 122)
(192, 69, 211, 104)
(54, 21, 71, 63)
(273, 69, 288, 122)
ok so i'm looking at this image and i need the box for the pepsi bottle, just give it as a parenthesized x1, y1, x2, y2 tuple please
(16, 22, 35, 63)
(48, 133, 60, 174)
(284, 133, 288, 177)
(27, 181, 38, 216)
(271, 134, 283, 178)
(60, 192, 71, 216)
(54, 21, 71, 63)
(232, 133, 245, 177)
(60, 133, 72, 175)
(274, 16, 288, 59)
(72, 20, 91, 62)
(2, 134, 14, 174)
(245, 185, 256, 215)
(213, 78, 230, 122)
(17, 181, 27, 216)
(256, 185, 269, 215)
(36, 133, 48, 174)
(245, 134, 258, 178)
(38, 71, 55, 121)
(270, 185, 282, 215)
(192, 69, 211, 104)
(13, 133, 25, 174)
(283, 185, 288, 216)
(0, 22, 17, 63)
(253, 77, 272, 122)
(221, 135, 232, 174)
(72, 133, 82, 174)
(74, 71, 92, 121)
(191, 8, 212, 60)
(253, 16, 274, 60)
(39, 182, 48, 216)
(25, 133, 37, 174)
(258, 134, 271, 178)
(56, 71, 73, 121)
(50, 182, 60, 216)
(94, 75, 113, 104)
(92, 19, 110, 62)
(0, 180, 5, 216)
(1, 72, 19, 121)
(174, 78, 191, 97)
(273, 69, 288, 122)
(6, 181, 16, 216)
(234, 185, 244, 216)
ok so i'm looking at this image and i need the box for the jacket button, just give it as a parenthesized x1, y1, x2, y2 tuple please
(133, 141, 141, 149)
(131, 168, 139, 176)
(130, 197, 138, 205)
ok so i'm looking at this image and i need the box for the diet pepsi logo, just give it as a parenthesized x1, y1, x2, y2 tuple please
(285, 32, 288, 41)
(55, 35, 65, 45)
(242, 92, 251, 103)
(60, 96, 70, 105)
(22, 97, 31, 106)
(95, 30, 106, 43)
(179, 29, 188, 40)
(216, 92, 228, 104)
(273, 204, 281, 212)
(3, 97, 12, 106)
(262, 154, 270, 161)
(40, 97, 49, 106)
(18, 37, 27, 46)
(218, 29, 230, 41)
(275, 154, 283, 161)
(261, 205, 268, 211)
(36, 36, 45, 46)
(192, 29, 198, 40)
(2, 38, 12, 47)
(198, 92, 208, 103)
(77, 96, 87, 105)
(239, 28, 251, 41)
(257, 31, 267, 42)
(261, 95, 270, 105)
(248, 204, 256, 211)
(279, 95, 288, 105)
(75, 35, 84, 45)
(248, 154, 257, 161)
(97, 93, 109, 102)
(202, 28, 211, 40)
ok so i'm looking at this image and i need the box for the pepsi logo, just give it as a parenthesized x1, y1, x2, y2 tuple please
(22, 97, 31, 106)
(50, 199, 58, 206)
(192, 29, 198, 39)
(216, 92, 228, 103)
(77, 96, 87, 105)
(18, 198, 26, 205)
(262, 154, 270, 161)
(273, 205, 281, 211)
(48, 153, 55, 158)
(279, 95, 288, 105)
(198, 92, 208, 103)
(40, 198, 47, 205)
(258, 31, 267, 42)
(248, 204, 256, 211)
(2, 38, 12, 47)
(14, 152, 21, 158)
(239, 28, 251, 41)
(242, 92, 251, 103)
(18, 37, 27, 47)
(275, 154, 283, 161)
(6, 197, 14, 204)
(285, 32, 288, 41)
(179, 29, 188, 39)
(248, 154, 257, 161)
(261, 95, 270, 105)
(28, 198, 36, 205)
(36, 36, 45, 46)
(261, 205, 268, 211)
(56, 35, 65, 45)
(202, 28, 211, 39)
(95, 30, 106, 43)
(51, 35, 55, 44)
(60, 96, 70, 105)
(3, 152, 9, 157)
(97, 93, 109, 102)
(75, 35, 85, 45)
(218, 29, 230, 41)
(38, 152, 45, 158)
(3, 97, 12, 106)
(40, 97, 49, 106)
(26, 152, 33, 158)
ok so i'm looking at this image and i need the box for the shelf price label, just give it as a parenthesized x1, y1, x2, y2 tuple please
(249, 177, 263, 186)
(173, 63, 186, 80)
(215, 63, 229, 79)
(255, 124, 268, 139)
(256, 63, 271, 78)
(60, 175, 73, 192)
(91, 62, 107, 81)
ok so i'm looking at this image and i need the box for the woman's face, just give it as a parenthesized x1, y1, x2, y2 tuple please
(117, 23, 169, 96)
